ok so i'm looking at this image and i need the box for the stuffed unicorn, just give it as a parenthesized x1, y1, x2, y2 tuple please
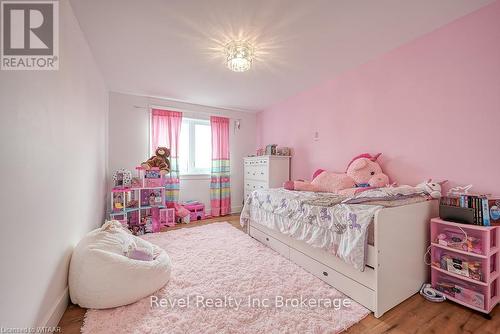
(284, 153, 389, 195)
(447, 184, 473, 196)
(416, 179, 448, 199)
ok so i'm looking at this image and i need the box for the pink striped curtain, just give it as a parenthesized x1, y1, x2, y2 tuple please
(151, 109, 182, 204)
(210, 116, 231, 216)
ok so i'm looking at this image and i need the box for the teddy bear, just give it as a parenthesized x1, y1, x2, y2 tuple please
(141, 147, 170, 175)
(283, 153, 389, 195)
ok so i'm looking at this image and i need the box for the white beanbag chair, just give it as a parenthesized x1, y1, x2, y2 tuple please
(69, 221, 171, 309)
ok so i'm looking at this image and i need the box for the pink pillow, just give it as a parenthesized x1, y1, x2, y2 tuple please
(127, 246, 154, 261)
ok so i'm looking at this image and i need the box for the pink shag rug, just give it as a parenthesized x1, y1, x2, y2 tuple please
(82, 223, 369, 334)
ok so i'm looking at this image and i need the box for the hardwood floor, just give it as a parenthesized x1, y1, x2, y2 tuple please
(58, 215, 499, 333)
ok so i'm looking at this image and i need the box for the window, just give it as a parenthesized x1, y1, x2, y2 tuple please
(178, 118, 212, 175)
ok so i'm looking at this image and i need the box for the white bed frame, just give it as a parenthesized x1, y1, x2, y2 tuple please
(247, 200, 438, 318)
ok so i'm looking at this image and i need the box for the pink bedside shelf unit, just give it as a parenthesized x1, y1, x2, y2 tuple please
(430, 218, 499, 314)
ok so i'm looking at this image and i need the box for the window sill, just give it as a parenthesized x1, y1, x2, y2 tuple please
(180, 174, 211, 180)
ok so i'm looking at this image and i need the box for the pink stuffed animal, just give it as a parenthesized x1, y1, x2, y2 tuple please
(284, 153, 389, 194)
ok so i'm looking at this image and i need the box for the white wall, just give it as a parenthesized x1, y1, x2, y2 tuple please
(0, 0, 108, 327)
(108, 91, 257, 213)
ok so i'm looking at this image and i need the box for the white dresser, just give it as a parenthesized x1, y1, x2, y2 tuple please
(243, 155, 291, 202)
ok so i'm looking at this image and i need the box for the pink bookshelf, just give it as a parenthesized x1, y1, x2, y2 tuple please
(430, 218, 499, 315)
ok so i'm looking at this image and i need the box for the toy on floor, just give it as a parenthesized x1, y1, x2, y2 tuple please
(284, 153, 389, 195)
(143, 216, 154, 234)
(419, 283, 445, 302)
(174, 203, 190, 224)
(183, 201, 206, 221)
(142, 147, 170, 175)
(130, 224, 145, 236)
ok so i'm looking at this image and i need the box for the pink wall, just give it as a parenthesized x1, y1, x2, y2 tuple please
(257, 1, 500, 194)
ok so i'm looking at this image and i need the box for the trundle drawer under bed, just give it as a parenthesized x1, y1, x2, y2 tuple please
(247, 199, 439, 318)
(249, 223, 376, 311)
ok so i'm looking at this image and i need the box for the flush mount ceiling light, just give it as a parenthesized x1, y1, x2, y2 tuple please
(225, 40, 255, 72)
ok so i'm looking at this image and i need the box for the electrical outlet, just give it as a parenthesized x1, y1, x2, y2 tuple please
(313, 131, 320, 141)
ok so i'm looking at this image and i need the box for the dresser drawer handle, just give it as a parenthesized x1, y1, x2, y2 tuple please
(322, 271, 328, 277)
(265, 237, 269, 241)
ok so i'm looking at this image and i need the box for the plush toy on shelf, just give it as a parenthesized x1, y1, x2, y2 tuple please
(416, 179, 448, 199)
(142, 147, 170, 175)
(284, 153, 389, 195)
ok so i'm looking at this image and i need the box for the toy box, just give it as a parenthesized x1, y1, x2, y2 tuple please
(183, 201, 205, 221)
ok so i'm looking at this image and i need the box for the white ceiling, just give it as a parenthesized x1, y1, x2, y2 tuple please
(70, 0, 493, 112)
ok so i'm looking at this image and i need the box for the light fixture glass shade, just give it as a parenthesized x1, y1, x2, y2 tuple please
(225, 40, 254, 72)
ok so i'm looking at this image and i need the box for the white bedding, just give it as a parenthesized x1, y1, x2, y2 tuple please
(241, 187, 428, 271)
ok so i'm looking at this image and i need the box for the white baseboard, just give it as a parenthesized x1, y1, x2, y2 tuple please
(41, 286, 69, 328)
(231, 205, 242, 214)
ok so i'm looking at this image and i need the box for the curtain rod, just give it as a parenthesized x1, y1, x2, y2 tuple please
(133, 104, 241, 122)
(124, 90, 256, 113)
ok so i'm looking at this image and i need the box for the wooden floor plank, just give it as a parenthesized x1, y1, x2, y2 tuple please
(58, 215, 499, 333)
